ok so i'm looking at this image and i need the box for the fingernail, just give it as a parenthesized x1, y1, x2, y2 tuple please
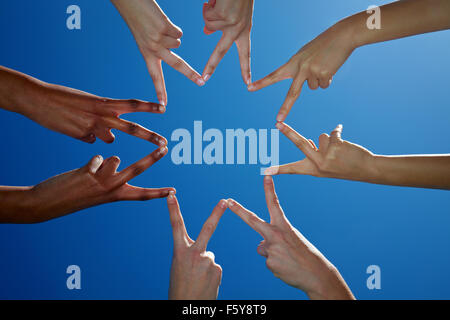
(228, 199, 235, 207)
(197, 78, 205, 86)
(220, 200, 228, 209)
(168, 191, 175, 201)
(275, 122, 283, 130)
(159, 100, 165, 107)
(203, 74, 210, 82)
(264, 167, 277, 176)
(159, 105, 166, 113)
(157, 146, 167, 156)
(247, 84, 254, 91)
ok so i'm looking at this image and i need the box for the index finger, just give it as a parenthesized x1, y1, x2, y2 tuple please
(159, 49, 204, 86)
(276, 122, 321, 163)
(166, 191, 191, 248)
(203, 34, 235, 81)
(194, 199, 228, 251)
(112, 146, 167, 187)
(227, 198, 272, 239)
(103, 117, 167, 147)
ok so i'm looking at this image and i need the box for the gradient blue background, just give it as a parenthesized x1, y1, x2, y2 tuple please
(0, 0, 449, 299)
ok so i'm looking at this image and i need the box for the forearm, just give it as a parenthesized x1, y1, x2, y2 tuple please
(340, 0, 450, 49)
(0, 66, 42, 116)
(0, 186, 37, 223)
(369, 154, 450, 189)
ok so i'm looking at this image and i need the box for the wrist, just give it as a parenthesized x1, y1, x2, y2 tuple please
(335, 11, 368, 50)
(306, 267, 355, 300)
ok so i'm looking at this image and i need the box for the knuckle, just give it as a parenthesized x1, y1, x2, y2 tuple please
(319, 133, 329, 141)
(132, 165, 145, 176)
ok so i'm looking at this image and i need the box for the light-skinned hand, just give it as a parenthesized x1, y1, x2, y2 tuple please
(227, 176, 355, 300)
(265, 122, 376, 182)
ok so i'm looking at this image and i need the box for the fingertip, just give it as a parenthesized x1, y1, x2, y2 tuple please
(227, 198, 236, 208)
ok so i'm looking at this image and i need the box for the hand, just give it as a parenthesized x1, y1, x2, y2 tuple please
(248, 21, 356, 121)
(111, 0, 204, 106)
(10, 146, 173, 223)
(265, 122, 377, 182)
(167, 193, 227, 300)
(227, 176, 354, 300)
(202, 0, 254, 84)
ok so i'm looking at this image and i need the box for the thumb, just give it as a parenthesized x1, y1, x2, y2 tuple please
(257, 241, 268, 258)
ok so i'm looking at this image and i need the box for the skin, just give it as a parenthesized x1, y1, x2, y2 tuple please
(228, 176, 355, 300)
(265, 122, 450, 190)
(248, 0, 450, 121)
(111, 0, 204, 106)
(167, 193, 227, 300)
(202, 0, 254, 84)
(0, 147, 174, 223)
(0, 66, 167, 145)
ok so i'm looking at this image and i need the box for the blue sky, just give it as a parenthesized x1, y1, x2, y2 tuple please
(0, 0, 449, 299)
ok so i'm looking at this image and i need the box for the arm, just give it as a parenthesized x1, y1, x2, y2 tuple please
(227, 176, 354, 300)
(265, 122, 450, 190)
(249, 0, 450, 121)
(0, 147, 173, 223)
(349, 0, 450, 48)
(167, 193, 227, 300)
(0, 66, 167, 145)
